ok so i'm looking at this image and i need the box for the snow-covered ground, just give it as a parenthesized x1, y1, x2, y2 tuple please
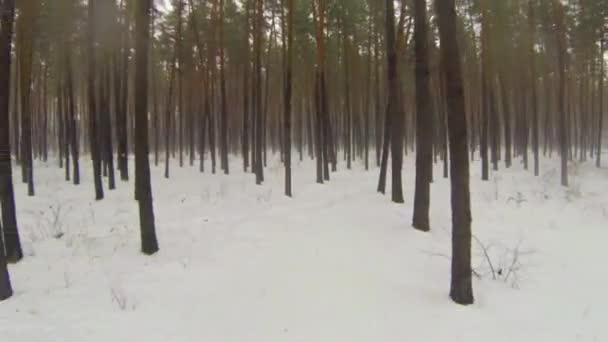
(1, 154, 607, 341)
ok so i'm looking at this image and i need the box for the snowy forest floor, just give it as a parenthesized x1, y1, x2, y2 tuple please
(1, 154, 607, 341)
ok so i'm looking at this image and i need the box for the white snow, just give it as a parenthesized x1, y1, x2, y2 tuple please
(1, 154, 607, 341)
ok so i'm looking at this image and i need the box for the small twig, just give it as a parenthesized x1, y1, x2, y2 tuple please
(473, 234, 497, 280)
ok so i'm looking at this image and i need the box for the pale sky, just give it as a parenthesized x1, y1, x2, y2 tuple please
(156, 0, 173, 12)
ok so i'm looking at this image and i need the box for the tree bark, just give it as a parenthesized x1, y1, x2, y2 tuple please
(529, 0, 540, 176)
(134, 0, 159, 255)
(284, 0, 294, 197)
(554, 0, 568, 186)
(412, 0, 433, 232)
(386, 0, 404, 203)
(436, 0, 474, 305)
(0, 0, 22, 263)
(219, 0, 229, 174)
(254, 0, 265, 184)
(597, 38, 604, 168)
(17, 0, 39, 197)
(88, 0, 104, 200)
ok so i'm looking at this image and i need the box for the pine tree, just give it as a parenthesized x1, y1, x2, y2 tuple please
(135, 0, 159, 255)
(412, 0, 433, 232)
(436, 0, 474, 305)
(0, 0, 22, 263)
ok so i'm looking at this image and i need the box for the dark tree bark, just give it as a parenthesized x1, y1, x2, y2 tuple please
(529, 0, 540, 176)
(41, 64, 48, 162)
(164, 33, 178, 179)
(88, 0, 104, 200)
(59, 80, 68, 179)
(242, 0, 252, 172)
(116, 0, 130, 181)
(313, 0, 331, 183)
(186, 0, 207, 173)
(412, 0, 433, 232)
(341, 10, 352, 170)
(100, 64, 116, 190)
(17, 0, 39, 197)
(254, 0, 265, 184)
(436, 0, 474, 305)
(480, 0, 490, 181)
(385, 0, 404, 203)
(284, 0, 294, 197)
(58, 77, 65, 169)
(153, 48, 160, 168)
(0, 219, 12, 301)
(364, 15, 373, 171)
(0, 0, 22, 263)
(554, 0, 568, 187)
(374, 28, 382, 168)
(377, 97, 391, 193)
(134, 0, 159, 255)
(314, 73, 324, 184)
(597, 38, 604, 168)
(219, 0, 229, 174)
(65, 50, 80, 185)
(499, 73, 512, 168)
(177, 0, 184, 169)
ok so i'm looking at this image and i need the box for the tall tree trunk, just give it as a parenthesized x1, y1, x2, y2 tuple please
(436, 0, 474, 305)
(283, 0, 294, 197)
(0, 219, 11, 300)
(314, 73, 324, 184)
(480, 0, 490, 180)
(554, 0, 568, 186)
(164, 35, 178, 179)
(242, 0, 251, 172)
(254, 0, 265, 184)
(177, 0, 184, 168)
(386, 0, 404, 203)
(0, 0, 22, 263)
(377, 97, 391, 193)
(412, 0, 433, 232)
(17, 0, 39, 196)
(116, 1, 130, 181)
(342, 11, 352, 170)
(134, 0, 159, 255)
(374, 29, 382, 168)
(499, 73, 512, 168)
(41, 64, 48, 162)
(597, 38, 604, 168)
(219, 0, 229, 174)
(88, 0, 104, 200)
(529, 0, 540, 176)
(364, 15, 373, 171)
(100, 64, 116, 190)
(65, 49, 80, 184)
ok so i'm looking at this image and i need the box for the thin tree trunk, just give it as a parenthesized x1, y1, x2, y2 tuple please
(17, 0, 38, 197)
(529, 0, 540, 176)
(436, 0, 474, 305)
(242, 0, 251, 172)
(65, 49, 80, 184)
(116, 1, 130, 181)
(480, 0, 490, 180)
(134, 0, 159, 255)
(0, 0, 22, 263)
(219, 0, 229, 174)
(597, 38, 604, 168)
(254, 0, 265, 184)
(88, 0, 104, 200)
(386, 0, 404, 203)
(283, 0, 294, 197)
(554, 0, 568, 186)
(412, 0, 433, 232)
